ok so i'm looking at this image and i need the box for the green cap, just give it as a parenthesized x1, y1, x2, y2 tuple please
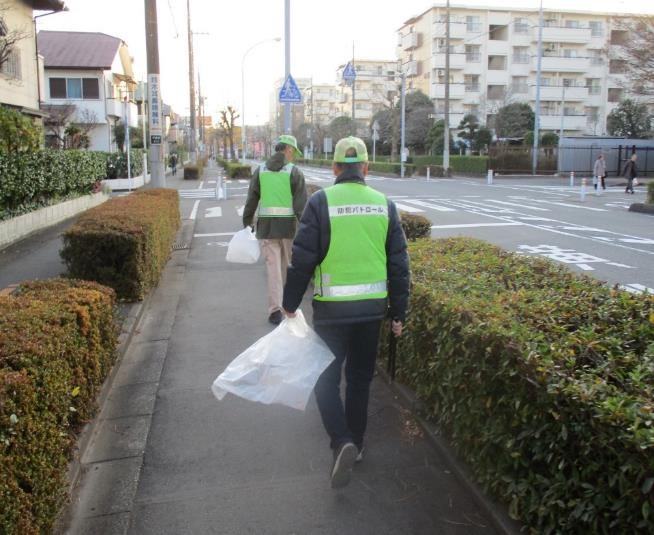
(333, 136, 368, 163)
(277, 134, 303, 159)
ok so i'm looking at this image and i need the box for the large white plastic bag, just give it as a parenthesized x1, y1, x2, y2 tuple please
(211, 310, 334, 411)
(226, 228, 260, 264)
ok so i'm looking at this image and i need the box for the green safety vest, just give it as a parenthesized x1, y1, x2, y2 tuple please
(258, 163, 294, 217)
(314, 183, 389, 302)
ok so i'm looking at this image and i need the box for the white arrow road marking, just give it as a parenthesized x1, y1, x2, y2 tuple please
(189, 200, 200, 220)
(395, 203, 425, 213)
(205, 207, 222, 218)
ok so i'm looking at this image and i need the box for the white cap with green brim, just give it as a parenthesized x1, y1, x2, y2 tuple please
(333, 136, 368, 163)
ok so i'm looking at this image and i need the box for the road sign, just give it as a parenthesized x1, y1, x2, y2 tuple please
(279, 74, 303, 103)
(150, 134, 162, 144)
(342, 62, 356, 83)
(323, 137, 333, 154)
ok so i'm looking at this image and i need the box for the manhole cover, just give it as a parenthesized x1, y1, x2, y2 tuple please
(172, 242, 189, 250)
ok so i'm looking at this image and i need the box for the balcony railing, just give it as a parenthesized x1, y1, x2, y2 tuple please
(512, 54, 530, 64)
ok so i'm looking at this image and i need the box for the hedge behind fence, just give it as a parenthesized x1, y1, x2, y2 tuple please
(61, 189, 180, 300)
(381, 237, 654, 533)
(0, 150, 106, 220)
(0, 279, 117, 535)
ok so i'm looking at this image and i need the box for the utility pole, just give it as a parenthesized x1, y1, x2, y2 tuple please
(187, 0, 197, 162)
(400, 72, 406, 179)
(351, 42, 356, 135)
(198, 71, 203, 147)
(144, 0, 165, 187)
(443, 0, 450, 175)
(283, 0, 291, 134)
(532, 0, 544, 175)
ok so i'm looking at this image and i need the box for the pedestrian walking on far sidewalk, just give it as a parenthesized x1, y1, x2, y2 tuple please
(282, 136, 410, 489)
(593, 153, 606, 190)
(622, 153, 638, 194)
(169, 153, 178, 176)
(243, 135, 307, 325)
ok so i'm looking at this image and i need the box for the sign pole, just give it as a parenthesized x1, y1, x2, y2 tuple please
(144, 0, 165, 187)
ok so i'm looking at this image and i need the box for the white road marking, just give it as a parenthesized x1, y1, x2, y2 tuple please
(620, 238, 654, 245)
(621, 284, 654, 294)
(524, 199, 608, 212)
(189, 200, 200, 220)
(205, 207, 222, 218)
(395, 203, 425, 213)
(402, 199, 456, 212)
(431, 222, 522, 229)
(237, 205, 244, 216)
(179, 188, 217, 198)
(197, 180, 204, 189)
(194, 232, 236, 238)
(485, 199, 550, 211)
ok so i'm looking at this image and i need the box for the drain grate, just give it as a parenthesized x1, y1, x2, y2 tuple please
(172, 242, 189, 251)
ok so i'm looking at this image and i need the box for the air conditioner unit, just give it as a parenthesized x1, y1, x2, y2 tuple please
(437, 70, 444, 76)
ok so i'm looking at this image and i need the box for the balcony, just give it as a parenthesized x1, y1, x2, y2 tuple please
(430, 83, 464, 100)
(532, 55, 589, 72)
(433, 21, 466, 40)
(538, 114, 587, 131)
(529, 85, 588, 101)
(533, 25, 591, 43)
(401, 32, 420, 50)
(403, 60, 420, 77)
(432, 52, 465, 70)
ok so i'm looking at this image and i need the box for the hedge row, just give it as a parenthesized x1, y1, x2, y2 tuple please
(381, 237, 654, 533)
(411, 155, 488, 175)
(647, 181, 653, 205)
(105, 149, 144, 179)
(224, 162, 251, 179)
(0, 279, 117, 534)
(0, 150, 107, 219)
(60, 189, 180, 301)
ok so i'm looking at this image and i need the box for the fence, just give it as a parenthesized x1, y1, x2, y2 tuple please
(558, 138, 654, 178)
(488, 146, 558, 175)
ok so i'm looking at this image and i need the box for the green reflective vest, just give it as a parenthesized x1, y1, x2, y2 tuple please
(258, 163, 294, 217)
(314, 182, 389, 302)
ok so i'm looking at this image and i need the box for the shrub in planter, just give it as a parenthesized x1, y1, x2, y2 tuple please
(60, 189, 180, 300)
(648, 181, 653, 205)
(225, 163, 251, 179)
(399, 211, 431, 240)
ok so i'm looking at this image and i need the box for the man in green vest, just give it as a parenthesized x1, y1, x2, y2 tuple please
(243, 135, 307, 324)
(282, 136, 410, 489)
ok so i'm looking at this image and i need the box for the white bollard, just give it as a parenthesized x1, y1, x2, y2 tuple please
(487, 169, 494, 185)
(570, 171, 575, 187)
(426, 166, 430, 181)
(580, 177, 586, 202)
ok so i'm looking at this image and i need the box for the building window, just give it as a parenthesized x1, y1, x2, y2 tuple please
(466, 16, 481, 33)
(488, 55, 506, 70)
(586, 78, 601, 94)
(511, 76, 528, 94)
(609, 59, 627, 74)
(564, 20, 580, 28)
(512, 46, 530, 64)
(49, 77, 100, 99)
(0, 48, 21, 80)
(464, 104, 479, 116)
(589, 21, 603, 37)
(487, 85, 506, 100)
(464, 75, 479, 92)
(610, 30, 628, 45)
(562, 49, 578, 58)
(608, 88, 623, 102)
(465, 45, 481, 62)
(590, 50, 604, 65)
(513, 18, 529, 34)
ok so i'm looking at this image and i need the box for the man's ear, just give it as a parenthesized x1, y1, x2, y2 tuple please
(332, 162, 339, 176)
(362, 162, 369, 176)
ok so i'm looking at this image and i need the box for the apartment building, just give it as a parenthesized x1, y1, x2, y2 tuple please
(398, 3, 650, 136)
(304, 83, 340, 128)
(336, 59, 399, 137)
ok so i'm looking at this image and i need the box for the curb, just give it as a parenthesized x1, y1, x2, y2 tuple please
(375, 364, 523, 535)
(629, 203, 654, 215)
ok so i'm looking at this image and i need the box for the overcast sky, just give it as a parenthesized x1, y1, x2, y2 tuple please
(37, 0, 653, 125)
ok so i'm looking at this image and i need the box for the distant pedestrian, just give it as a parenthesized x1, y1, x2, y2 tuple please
(593, 153, 606, 190)
(169, 153, 178, 176)
(282, 136, 410, 489)
(243, 135, 307, 325)
(622, 153, 638, 194)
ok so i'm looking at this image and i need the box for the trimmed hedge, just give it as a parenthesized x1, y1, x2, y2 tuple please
(412, 155, 488, 175)
(224, 162, 251, 179)
(381, 237, 654, 533)
(104, 149, 144, 179)
(60, 189, 180, 300)
(0, 279, 117, 535)
(399, 211, 431, 241)
(0, 150, 106, 220)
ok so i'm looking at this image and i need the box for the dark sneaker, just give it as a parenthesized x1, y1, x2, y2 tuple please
(330, 442, 357, 489)
(268, 310, 282, 325)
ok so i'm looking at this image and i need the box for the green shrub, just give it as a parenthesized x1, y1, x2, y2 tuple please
(647, 181, 653, 205)
(0, 279, 117, 535)
(0, 106, 41, 155)
(0, 150, 107, 220)
(379, 237, 654, 533)
(104, 149, 144, 179)
(399, 211, 431, 240)
(60, 189, 180, 300)
(412, 155, 488, 175)
(183, 165, 200, 180)
(225, 162, 251, 179)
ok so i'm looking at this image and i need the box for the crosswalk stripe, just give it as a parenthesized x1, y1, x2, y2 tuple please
(402, 199, 456, 212)
(395, 202, 424, 213)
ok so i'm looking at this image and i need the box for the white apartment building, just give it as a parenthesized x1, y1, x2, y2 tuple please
(336, 59, 400, 137)
(304, 83, 340, 128)
(398, 3, 651, 137)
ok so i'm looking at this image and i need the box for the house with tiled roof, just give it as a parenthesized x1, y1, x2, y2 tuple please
(0, 1, 66, 122)
(38, 29, 138, 151)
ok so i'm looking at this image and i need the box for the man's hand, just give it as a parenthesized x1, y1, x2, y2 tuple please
(284, 309, 297, 318)
(391, 319, 403, 337)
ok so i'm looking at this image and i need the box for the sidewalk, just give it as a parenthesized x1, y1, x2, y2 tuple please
(3, 162, 520, 534)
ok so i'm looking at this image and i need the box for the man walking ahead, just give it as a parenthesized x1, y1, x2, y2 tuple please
(243, 135, 307, 325)
(282, 136, 410, 488)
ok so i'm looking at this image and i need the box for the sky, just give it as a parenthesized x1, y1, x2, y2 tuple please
(37, 0, 653, 126)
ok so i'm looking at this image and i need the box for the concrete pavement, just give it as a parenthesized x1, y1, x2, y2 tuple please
(3, 162, 521, 534)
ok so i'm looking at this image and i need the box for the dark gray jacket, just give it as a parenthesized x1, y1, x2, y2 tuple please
(242, 152, 307, 239)
(282, 170, 410, 325)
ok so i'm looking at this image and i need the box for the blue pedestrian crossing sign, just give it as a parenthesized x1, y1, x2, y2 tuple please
(342, 62, 356, 83)
(279, 74, 303, 103)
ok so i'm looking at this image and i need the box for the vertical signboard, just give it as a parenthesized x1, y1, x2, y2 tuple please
(148, 74, 163, 145)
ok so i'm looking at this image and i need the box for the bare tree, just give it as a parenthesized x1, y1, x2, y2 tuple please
(219, 106, 239, 160)
(0, 2, 31, 73)
(614, 16, 654, 100)
(42, 103, 76, 148)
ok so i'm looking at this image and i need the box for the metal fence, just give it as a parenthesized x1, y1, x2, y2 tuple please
(488, 146, 558, 175)
(558, 138, 654, 178)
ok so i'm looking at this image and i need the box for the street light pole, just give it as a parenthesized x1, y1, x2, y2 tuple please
(532, 0, 544, 175)
(283, 0, 291, 134)
(400, 71, 406, 179)
(187, 0, 196, 163)
(443, 0, 450, 175)
(241, 37, 280, 161)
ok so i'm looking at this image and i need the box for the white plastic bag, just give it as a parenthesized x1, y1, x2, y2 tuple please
(211, 310, 334, 411)
(226, 228, 260, 264)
